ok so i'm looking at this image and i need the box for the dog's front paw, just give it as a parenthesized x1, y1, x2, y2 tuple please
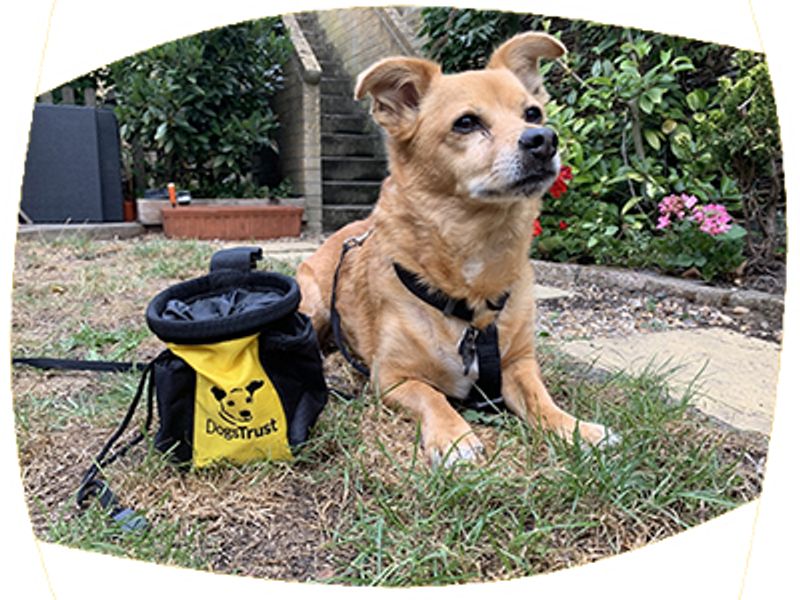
(425, 429, 485, 468)
(578, 421, 621, 448)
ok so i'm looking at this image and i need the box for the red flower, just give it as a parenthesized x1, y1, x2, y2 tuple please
(548, 165, 573, 199)
(558, 220, 569, 230)
(532, 218, 543, 237)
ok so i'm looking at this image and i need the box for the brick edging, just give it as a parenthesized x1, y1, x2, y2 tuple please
(532, 259, 784, 314)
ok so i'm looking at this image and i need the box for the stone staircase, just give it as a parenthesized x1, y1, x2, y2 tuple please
(294, 13, 387, 232)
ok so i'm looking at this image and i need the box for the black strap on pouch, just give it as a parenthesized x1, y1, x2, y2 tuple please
(74, 358, 158, 532)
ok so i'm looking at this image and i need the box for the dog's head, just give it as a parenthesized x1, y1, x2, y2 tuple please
(211, 379, 264, 424)
(355, 32, 566, 203)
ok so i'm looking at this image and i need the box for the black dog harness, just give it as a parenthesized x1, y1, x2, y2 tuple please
(330, 233, 509, 413)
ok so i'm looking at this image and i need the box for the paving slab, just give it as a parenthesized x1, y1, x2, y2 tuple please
(561, 328, 780, 435)
(17, 222, 146, 241)
(534, 284, 574, 301)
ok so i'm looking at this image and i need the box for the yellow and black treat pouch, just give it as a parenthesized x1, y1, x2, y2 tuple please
(145, 247, 328, 468)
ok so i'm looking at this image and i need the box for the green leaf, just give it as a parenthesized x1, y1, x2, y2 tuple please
(661, 119, 678, 134)
(639, 95, 654, 114)
(644, 129, 662, 150)
(686, 89, 709, 111)
(154, 122, 168, 141)
(626, 171, 645, 182)
(647, 87, 665, 104)
(621, 196, 643, 215)
(720, 224, 747, 241)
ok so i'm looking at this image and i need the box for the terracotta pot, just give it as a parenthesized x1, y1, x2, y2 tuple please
(123, 199, 136, 222)
(161, 204, 303, 240)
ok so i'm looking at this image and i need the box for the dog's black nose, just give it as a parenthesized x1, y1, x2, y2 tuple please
(240, 410, 252, 419)
(519, 127, 558, 161)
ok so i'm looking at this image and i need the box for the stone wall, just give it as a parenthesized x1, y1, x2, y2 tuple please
(273, 15, 322, 234)
(316, 7, 423, 82)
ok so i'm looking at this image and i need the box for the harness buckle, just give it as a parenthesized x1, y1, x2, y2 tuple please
(343, 229, 373, 251)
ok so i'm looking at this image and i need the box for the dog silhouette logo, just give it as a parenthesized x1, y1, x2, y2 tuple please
(210, 380, 265, 425)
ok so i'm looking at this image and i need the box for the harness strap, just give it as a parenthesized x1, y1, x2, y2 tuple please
(392, 263, 509, 410)
(393, 263, 509, 321)
(329, 231, 372, 379)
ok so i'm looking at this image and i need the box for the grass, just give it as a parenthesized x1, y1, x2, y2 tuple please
(11, 234, 765, 585)
(44, 495, 212, 570)
(297, 352, 757, 585)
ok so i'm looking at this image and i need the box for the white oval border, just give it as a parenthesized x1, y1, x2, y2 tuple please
(1, 1, 796, 598)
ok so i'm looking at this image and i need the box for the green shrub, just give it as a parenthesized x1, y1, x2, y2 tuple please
(418, 9, 533, 73)
(701, 53, 785, 272)
(107, 18, 291, 198)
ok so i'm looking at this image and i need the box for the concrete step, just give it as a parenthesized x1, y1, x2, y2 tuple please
(322, 133, 384, 157)
(322, 93, 362, 115)
(323, 204, 375, 232)
(319, 59, 347, 77)
(323, 180, 383, 205)
(322, 113, 370, 134)
(320, 77, 355, 96)
(323, 156, 388, 181)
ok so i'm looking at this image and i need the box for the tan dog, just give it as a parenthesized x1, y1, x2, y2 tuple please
(298, 33, 616, 465)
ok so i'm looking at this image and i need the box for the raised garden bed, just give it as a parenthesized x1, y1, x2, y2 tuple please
(138, 199, 304, 240)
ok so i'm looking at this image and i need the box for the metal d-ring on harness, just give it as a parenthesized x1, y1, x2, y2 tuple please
(329, 229, 510, 413)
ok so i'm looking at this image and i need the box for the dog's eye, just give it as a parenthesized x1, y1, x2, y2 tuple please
(227, 400, 235, 407)
(452, 114, 483, 134)
(524, 106, 543, 124)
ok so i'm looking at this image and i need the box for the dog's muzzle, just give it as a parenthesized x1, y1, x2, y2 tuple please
(505, 126, 559, 196)
(470, 126, 560, 199)
(518, 126, 558, 163)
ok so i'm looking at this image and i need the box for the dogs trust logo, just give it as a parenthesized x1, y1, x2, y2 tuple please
(206, 379, 280, 440)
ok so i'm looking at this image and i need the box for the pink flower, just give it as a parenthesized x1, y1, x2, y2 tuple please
(658, 193, 699, 221)
(656, 193, 730, 235)
(692, 203, 733, 236)
(656, 214, 671, 230)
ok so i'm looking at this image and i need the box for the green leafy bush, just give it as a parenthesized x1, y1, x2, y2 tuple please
(700, 53, 785, 272)
(419, 8, 784, 283)
(419, 10, 533, 73)
(107, 18, 291, 198)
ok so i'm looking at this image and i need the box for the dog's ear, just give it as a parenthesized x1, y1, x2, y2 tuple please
(246, 380, 264, 395)
(487, 32, 566, 101)
(355, 57, 441, 139)
(211, 386, 227, 402)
